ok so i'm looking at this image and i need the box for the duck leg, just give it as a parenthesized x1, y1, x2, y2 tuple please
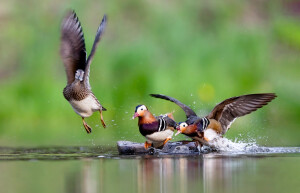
(99, 110, 106, 128)
(82, 117, 92, 134)
(144, 141, 152, 149)
(163, 137, 172, 145)
(192, 140, 202, 152)
(203, 137, 210, 142)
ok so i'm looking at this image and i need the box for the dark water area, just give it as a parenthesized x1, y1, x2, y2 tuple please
(1, 146, 300, 193)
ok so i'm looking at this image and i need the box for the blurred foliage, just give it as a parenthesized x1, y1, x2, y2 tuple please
(0, 0, 299, 147)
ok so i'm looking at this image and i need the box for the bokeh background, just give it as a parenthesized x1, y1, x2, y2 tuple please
(0, 0, 299, 147)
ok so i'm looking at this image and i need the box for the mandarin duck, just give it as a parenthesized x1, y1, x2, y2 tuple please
(151, 93, 276, 145)
(133, 105, 177, 149)
(60, 10, 107, 133)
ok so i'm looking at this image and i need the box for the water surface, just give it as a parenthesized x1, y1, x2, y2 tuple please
(0, 146, 300, 193)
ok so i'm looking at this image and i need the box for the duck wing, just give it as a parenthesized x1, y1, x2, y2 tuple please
(150, 94, 197, 119)
(84, 15, 107, 89)
(60, 10, 86, 85)
(207, 93, 276, 135)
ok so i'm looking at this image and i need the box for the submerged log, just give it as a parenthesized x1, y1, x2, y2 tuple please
(117, 140, 213, 155)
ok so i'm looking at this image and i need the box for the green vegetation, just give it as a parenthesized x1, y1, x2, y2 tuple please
(0, 0, 299, 147)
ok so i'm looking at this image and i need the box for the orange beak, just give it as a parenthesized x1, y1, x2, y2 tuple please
(175, 125, 181, 136)
(175, 130, 181, 136)
(132, 112, 139, 119)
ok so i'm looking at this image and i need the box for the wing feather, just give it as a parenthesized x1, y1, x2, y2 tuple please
(207, 93, 276, 134)
(150, 94, 197, 118)
(84, 15, 107, 89)
(60, 10, 86, 84)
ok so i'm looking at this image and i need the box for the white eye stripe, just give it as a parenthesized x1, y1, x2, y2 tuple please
(138, 105, 147, 112)
(180, 123, 187, 127)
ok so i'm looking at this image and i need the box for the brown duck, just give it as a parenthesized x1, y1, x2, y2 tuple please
(60, 10, 107, 133)
(151, 93, 276, 144)
(133, 105, 177, 149)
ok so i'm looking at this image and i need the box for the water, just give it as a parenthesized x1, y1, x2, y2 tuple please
(1, 145, 300, 193)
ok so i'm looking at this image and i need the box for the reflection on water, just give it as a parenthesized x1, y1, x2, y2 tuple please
(65, 153, 299, 193)
(1, 147, 300, 193)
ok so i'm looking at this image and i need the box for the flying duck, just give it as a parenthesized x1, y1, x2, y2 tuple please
(60, 10, 107, 133)
(151, 93, 276, 145)
(133, 105, 177, 149)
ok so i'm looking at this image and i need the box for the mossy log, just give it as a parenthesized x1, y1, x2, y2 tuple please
(117, 140, 212, 155)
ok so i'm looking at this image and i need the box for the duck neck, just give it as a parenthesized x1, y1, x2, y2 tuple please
(139, 111, 156, 124)
(184, 125, 198, 135)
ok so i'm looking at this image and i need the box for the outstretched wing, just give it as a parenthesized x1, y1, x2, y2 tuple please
(207, 93, 277, 134)
(60, 10, 86, 85)
(84, 15, 107, 89)
(150, 94, 197, 118)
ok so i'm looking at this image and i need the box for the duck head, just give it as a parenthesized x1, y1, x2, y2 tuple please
(175, 122, 188, 136)
(133, 105, 148, 119)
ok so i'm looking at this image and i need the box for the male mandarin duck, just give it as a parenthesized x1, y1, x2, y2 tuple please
(133, 105, 177, 149)
(151, 93, 276, 145)
(60, 10, 107, 133)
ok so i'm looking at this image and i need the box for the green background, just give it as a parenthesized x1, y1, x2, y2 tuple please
(0, 0, 299, 147)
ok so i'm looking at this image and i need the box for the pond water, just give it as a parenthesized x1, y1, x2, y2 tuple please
(1, 145, 300, 193)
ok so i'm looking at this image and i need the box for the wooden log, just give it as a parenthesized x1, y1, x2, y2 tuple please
(117, 141, 211, 155)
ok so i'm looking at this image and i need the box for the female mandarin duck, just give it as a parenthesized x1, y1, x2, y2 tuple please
(60, 10, 107, 133)
(151, 93, 276, 145)
(133, 105, 177, 149)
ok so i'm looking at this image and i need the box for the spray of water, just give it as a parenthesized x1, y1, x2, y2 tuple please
(204, 136, 300, 154)
(207, 137, 258, 152)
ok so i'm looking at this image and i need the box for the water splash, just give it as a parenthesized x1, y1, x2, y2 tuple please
(206, 137, 300, 154)
(207, 137, 257, 152)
